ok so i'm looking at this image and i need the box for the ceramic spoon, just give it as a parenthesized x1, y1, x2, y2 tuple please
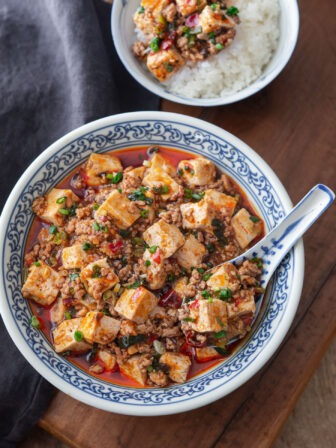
(209, 184, 335, 338)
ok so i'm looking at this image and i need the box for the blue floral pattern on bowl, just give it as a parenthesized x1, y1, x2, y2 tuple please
(0, 114, 303, 415)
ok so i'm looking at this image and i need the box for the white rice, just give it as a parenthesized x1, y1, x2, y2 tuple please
(163, 0, 280, 98)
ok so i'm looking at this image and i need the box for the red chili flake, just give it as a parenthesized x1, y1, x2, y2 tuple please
(108, 240, 123, 253)
(186, 331, 207, 347)
(234, 297, 243, 307)
(241, 315, 253, 327)
(161, 39, 173, 50)
(158, 289, 182, 309)
(152, 248, 161, 264)
(189, 299, 200, 309)
(185, 13, 199, 28)
(80, 168, 89, 184)
(179, 341, 193, 359)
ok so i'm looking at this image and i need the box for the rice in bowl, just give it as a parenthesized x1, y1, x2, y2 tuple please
(134, 0, 280, 99)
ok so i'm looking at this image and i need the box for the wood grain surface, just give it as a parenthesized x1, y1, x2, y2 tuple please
(23, 0, 336, 446)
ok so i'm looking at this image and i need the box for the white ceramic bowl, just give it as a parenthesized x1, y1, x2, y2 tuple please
(112, 0, 300, 106)
(0, 112, 304, 415)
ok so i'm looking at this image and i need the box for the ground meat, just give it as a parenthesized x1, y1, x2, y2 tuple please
(132, 41, 148, 59)
(32, 196, 46, 215)
(149, 370, 169, 387)
(162, 3, 177, 23)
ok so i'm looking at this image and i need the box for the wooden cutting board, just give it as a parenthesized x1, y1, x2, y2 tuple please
(39, 0, 336, 446)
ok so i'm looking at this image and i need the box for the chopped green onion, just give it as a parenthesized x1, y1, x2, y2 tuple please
(119, 228, 131, 238)
(91, 265, 102, 278)
(82, 242, 93, 251)
(34, 261, 41, 267)
(102, 308, 112, 317)
(147, 365, 154, 372)
(153, 185, 169, 194)
(215, 43, 224, 50)
(149, 37, 161, 52)
(117, 187, 122, 193)
(93, 221, 101, 231)
(149, 245, 158, 254)
(197, 267, 205, 274)
(53, 231, 67, 245)
(214, 346, 230, 356)
(215, 316, 225, 327)
(145, 260, 151, 267)
(62, 350, 71, 357)
(226, 6, 239, 16)
(126, 280, 142, 289)
(219, 288, 231, 300)
(59, 208, 70, 215)
(29, 316, 41, 329)
(137, 6, 145, 14)
(167, 273, 175, 282)
(183, 317, 196, 322)
(49, 225, 57, 235)
(215, 330, 227, 339)
(206, 243, 215, 253)
(203, 273, 212, 282)
(56, 196, 67, 204)
(101, 225, 109, 233)
(178, 168, 184, 176)
(74, 330, 83, 342)
(250, 215, 260, 223)
(93, 203, 100, 210)
(65, 311, 72, 320)
(211, 3, 219, 11)
(117, 334, 145, 348)
(140, 209, 149, 218)
(251, 257, 263, 269)
(128, 188, 153, 205)
(208, 31, 216, 44)
(103, 290, 113, 301)
(201, 290, 211, 299)
(69, 272, 79, 282)
(106, 171, 123, 184)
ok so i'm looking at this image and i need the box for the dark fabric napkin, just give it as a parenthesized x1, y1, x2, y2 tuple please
(0, 0, 159, 446)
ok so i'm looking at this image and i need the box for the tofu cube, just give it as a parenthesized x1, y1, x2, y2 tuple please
(62, 244, 94, 270)
(231, 208, 263, 249)
(147, 49, 184, 82)
(172, 276, 188, 297)
(22, 261, 62, 306)
(199, 5, 236, 34)
(175, 234, 206, 270)
(53, 318, 92, 353)
(207, 263, 240, 293)
(38, 188, 79, 226)
(189, 298, 228, 333)
(227, 291, 256, 319)
(143, 167, 180, 200)
(143, 219, 185, 258)
(95, 190, 141, 229)
(160, 352, 191, 383)
(85, 153, 123, 186)
(97, 350, 117, 371)
(50, 297, 66, 324)
(143, 249, 167, 290)
(122, 166, 146, 189)
(80, 259, 119, 300)
(115, 286, 158, 323)
(176, 0, 207, 16)
(119, 354, 149, 386)
(195, 346, 222, 362)
(79, 311, 120, 344)
(180, 200, 214, 230)
(141, 0, 170, 19)
(149, 153, 176, 177)
(204, 189, 237, 218)
(177, 157, 216, 186)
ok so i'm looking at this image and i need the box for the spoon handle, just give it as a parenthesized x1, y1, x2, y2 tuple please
(245, 184, 334, 282)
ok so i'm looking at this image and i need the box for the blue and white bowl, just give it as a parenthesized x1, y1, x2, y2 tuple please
(0, 112, 304, 415)
(112, 0, 300, 106)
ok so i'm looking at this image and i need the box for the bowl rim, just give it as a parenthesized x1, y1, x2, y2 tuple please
(111, 0, 300, 106)
(0, 111, 304, 415)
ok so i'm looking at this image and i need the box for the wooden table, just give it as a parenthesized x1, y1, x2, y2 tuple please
(39, 0, 336, 446)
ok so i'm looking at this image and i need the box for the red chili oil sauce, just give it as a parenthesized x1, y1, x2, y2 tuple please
(26, 146, 265, 388)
